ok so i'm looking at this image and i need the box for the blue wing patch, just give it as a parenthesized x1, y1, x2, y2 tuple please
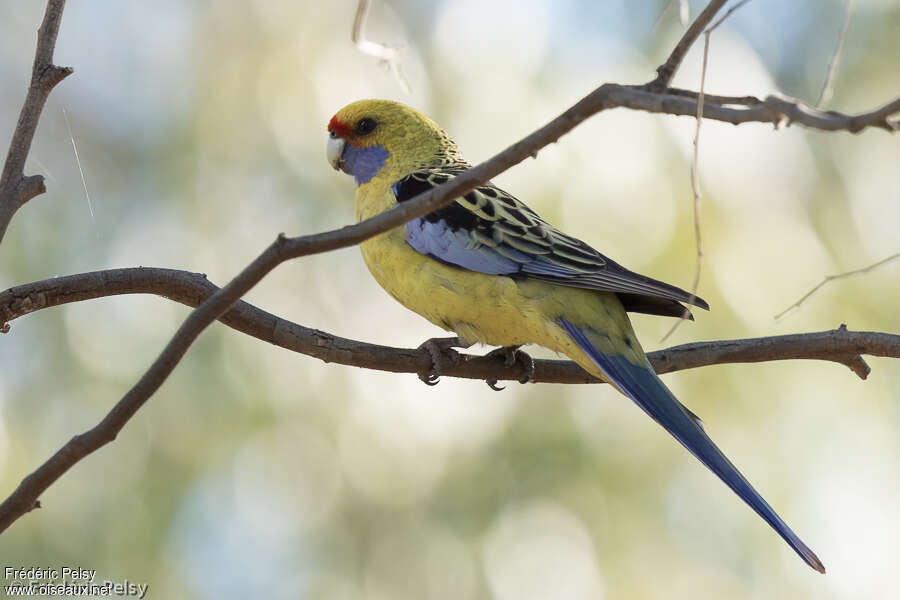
(406, 217, 526, 275)
(392, 170, 710, 319)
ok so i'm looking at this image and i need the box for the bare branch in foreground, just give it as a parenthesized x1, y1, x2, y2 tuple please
(2, 268, 898, 384)
(0, 0, 71, 244)
(775, 251, 900, 320)
(0, 270, 894, 532)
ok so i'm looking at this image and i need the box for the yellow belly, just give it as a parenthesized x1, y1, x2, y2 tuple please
(354, 180, 642, 375)
(360, 226, 543, 346)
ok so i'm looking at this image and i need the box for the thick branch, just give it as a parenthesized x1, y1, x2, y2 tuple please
(664, 87, 763, 106)
(2, 268, 897, 384)
(0, 0, 72, 244)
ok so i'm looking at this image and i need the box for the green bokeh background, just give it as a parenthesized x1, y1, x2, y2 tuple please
(1, 1, 898, 598)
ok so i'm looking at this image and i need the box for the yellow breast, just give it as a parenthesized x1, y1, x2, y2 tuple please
(353, 179, 640, 376)
(355, 180, 534, 345)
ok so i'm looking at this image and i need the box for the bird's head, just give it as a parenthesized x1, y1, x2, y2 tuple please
(327, 99, 465, 185)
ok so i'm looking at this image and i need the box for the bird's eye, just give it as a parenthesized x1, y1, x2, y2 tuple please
(329, 129, 338, 138)
(355, 118, 377, 135)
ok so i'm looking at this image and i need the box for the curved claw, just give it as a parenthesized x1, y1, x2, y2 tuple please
(485, 345, 535, 385)
(485, 379, 505, 391)
(416, 336, 469, 387)
(515, 351, 535, 384)
(419, 372, 441, 386)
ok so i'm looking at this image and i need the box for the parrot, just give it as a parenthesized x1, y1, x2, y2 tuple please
(325, 99, 824, 573)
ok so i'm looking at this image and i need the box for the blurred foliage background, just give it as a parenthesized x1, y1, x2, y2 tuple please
(1, 0, 899, 598)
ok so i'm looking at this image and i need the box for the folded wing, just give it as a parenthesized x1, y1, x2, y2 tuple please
(394, 168, 709, 318)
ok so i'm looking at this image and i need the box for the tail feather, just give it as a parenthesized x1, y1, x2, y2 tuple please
(559, 319, 825, 574)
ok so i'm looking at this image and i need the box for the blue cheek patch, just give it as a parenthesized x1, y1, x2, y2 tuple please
(343, 144, 389, 185)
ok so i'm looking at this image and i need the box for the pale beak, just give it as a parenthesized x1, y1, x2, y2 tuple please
(326, 133, 346, 171)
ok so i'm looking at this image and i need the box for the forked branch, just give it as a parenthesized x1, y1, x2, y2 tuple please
(0, 0, 72, 244)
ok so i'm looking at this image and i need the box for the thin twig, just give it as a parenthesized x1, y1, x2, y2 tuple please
(650, 0, 727, 88)
(653, 0, 678, 32)
(706, 0, 754, 32)
(775, 251, 900, 320)
(0, 0, 72, 244)
(661, 1, 754, 342)
(652, 0, 674, 32)
(817, 0, 856, 108)
(1, 268, 895, 383)
(351, 0, 411, 94)
(662, 31, 710, 343)
(62, 107, 95, 224)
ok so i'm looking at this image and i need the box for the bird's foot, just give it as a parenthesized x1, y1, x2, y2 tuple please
(484, 345, 535, 391)
(416, 336, 471, 386)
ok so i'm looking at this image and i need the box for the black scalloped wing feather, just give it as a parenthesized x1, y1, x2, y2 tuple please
(394, 168, 708, 318)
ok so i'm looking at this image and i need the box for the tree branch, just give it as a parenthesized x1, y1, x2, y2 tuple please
(0, 0, 72, 244)
(351, 0, 410, 93)
(664, 87, 763, 106)
(622, 86, 900, 132)
(775, 251, 900, 320)
(817, 0, 856, 108)
(661, 0, 754, 343)
(650, 0, 727, 88)
(2, 0, 899, 534)
(2, 268, 898, 384)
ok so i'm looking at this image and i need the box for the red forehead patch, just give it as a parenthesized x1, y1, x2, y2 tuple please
(328, 115, 352, 139)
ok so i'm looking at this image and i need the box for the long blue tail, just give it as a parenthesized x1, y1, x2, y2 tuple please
(560, 319, 825, 573)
